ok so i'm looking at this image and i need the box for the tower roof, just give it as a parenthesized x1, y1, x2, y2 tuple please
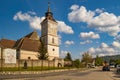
(42, 3, 56, 22)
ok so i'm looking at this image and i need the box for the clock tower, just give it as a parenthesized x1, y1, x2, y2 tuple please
(41, 4, 59, 60)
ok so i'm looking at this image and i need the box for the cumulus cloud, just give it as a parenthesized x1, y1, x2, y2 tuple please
(13, 11, 74, 34)
(95, 8, 104, 14)
(68, 5, 120, 36)
(70, 4, 79, 10)
(65, 40, 74, 46)
(57, 21, 74, 34)
(100, 43, 109, 48)
(87, 42, 120, 57)
(80, 40, 92, 45)
(112, 41, 120, 48)
(80, 31, 100, 39)
(68, 5, 94, 23)
(27, 11, 36, 15)
(13, 11, 44, 30)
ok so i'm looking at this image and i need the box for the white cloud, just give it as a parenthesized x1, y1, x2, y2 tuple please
(88, 47, 95, 53)
(95, 8, 104, 13)
(13, 11, 44, 30)
(100, 42, 109, 48)
(80, 31, 100, 39)
(58, 34, 62, 45)
(68, 5, 120, 36)
(70, 4, 79, 10)
(112, 41, 120, 48)
(57, 21, 74, 34)
(27, 11, 36, 15)
(60, 50, 69, 58)
(68, 5, 95, 23)
(65, 40, 74, 45)
(89, 12, 118, 27)
(88, 42, 117, 57)
(13, 11, 74, 34)
(80, 40, 92, 45)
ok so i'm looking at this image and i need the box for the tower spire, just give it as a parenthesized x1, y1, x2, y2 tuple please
(45, 2, 53, 20)
(47, 2, 51, 12)
(41, 2, 56, 22)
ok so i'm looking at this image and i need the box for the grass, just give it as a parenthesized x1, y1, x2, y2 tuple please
(0, 66, 75, 71)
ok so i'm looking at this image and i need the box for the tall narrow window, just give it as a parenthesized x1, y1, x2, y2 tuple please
(52, 38, 54, 43)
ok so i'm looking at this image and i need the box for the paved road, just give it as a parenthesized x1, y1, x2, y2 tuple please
(0, 68, 120, 80)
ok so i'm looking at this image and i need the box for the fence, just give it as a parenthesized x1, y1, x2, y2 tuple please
(0, 59, 64, 71)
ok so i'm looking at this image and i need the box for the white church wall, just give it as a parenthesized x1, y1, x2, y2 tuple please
(47, 35, 58, 45)
(47, 45, 59, 59)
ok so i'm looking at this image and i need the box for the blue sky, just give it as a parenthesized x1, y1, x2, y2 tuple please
(1, 0, 120, 59)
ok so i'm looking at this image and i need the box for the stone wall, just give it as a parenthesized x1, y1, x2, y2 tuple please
(0, 59, 64, 68)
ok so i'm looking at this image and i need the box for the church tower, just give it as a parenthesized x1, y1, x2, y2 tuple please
(41, 4, 59, 60)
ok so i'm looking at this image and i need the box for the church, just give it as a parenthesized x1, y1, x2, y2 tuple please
(0, 5, 59, 61)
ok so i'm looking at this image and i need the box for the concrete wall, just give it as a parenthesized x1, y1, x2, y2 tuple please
(0, 59, 63, 68)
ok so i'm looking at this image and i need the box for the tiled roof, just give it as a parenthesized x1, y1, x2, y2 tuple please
(0, 43, 4, 48)
(24, 31, 39, 40)
(0, 39, 16, 48)
(0, 31, 41, 52)
(19, 37, 41, 51)
(15, 31, 41, 52)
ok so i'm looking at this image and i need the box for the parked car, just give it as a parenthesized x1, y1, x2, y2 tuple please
(109, 64, 115, 68)
(102, 66, 110, 71)
(87, 63, 95, 68)
(116, 64, 120, 73)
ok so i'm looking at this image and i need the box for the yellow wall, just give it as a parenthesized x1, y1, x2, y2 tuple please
(20, 50, 38, 60)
